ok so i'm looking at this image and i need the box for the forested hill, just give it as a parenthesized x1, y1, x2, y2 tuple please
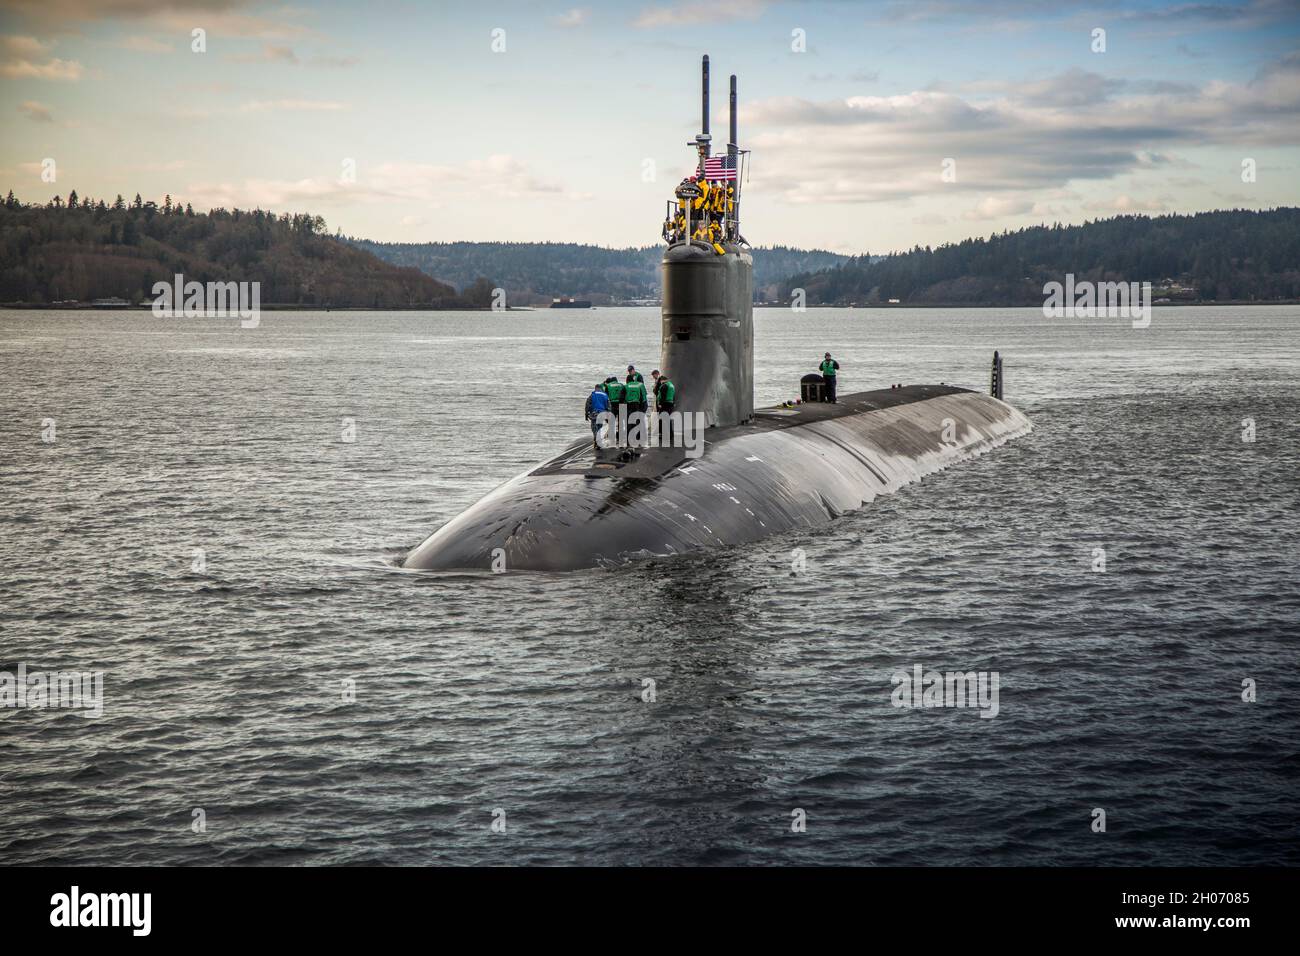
(0, 191, 482, 308)
(348, 239, 850, 304)
(786, 208, 1300, 306)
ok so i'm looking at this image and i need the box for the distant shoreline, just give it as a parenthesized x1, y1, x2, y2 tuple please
(0, 303, 500, 312)
(753, 300, 1300, 308)
(3, 300, 1298, 311)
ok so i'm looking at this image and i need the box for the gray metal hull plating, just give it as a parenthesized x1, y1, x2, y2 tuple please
(401, 385, 1031, 572)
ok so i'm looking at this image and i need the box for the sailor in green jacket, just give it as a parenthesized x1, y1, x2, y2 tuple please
(652, 369, 676, 446)
(623, 374, 648, 446)
(819, 352, 840, 404)
(604, 376, 626, 444)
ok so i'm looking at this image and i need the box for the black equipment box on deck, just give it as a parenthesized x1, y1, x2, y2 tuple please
(801, 373, 826, 403)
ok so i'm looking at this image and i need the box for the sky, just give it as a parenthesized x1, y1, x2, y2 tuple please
(2, 0, 1298, 254)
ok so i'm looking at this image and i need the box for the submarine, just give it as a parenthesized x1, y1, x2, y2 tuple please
(402, 56, 1032, 573)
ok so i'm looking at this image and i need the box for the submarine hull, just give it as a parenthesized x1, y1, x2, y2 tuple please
(401, 385, 1031, 572)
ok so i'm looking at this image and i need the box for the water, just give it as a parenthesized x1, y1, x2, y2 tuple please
(1, 306, 1297, 866)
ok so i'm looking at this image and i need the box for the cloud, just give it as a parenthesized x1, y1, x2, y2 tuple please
(18, 100, 53, 122)
(1213, 191, 1264, 204)
(1, 1, 319, 39)
(552, 8, 589, 27)
(186, 155, 572, 210)
(223, 44, 358, 67)
(117, 35, 173, 53)
(160, 98, 349, 121)
(738, 53, 1300, 206)
(964, 68, 1168, 107)
(154, 9, 317, 39)
(849, 70, 880, 83)
(0, 55, 83, 80)
(1, 35, 82, 80)
(1015, 68, 1124, 108)
(131, 159, 189, 172)
(310, 54, 359, 68)
(1128, 79, 1199, 97)
(1123, 0, 1296, 25)
(2, 35, 48, 57)
(962, 196, 1034, 220)
(239, 99, 347, 112)
(1133, 149, 1195, 169)
(4, 0, 225, 16)
(634, 0, 767, 29)
(1082, 195, 1168, 212)
(228, 43, 298, 64)
(871, 0, 1077, 25)
(875, 0, 1294, 28)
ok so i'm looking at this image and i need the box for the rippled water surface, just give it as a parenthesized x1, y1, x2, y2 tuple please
(1, 306, 1297, 865)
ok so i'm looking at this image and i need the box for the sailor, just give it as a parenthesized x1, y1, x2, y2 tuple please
(652, 369, 676, 446)
(820, 352, 840, 404)
(624, 373, 648, 446)
(585, 381, 611, 449)
(692, 177, 710, 213)
(604, 375, 626, 443)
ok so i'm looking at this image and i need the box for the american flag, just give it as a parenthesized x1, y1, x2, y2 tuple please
(702, 154, 737, 181)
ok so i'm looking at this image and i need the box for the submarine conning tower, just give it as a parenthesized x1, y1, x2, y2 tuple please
(660, 55, 754, 429)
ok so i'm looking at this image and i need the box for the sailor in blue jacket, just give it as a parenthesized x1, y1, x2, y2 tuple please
(585, 382, 611, 449)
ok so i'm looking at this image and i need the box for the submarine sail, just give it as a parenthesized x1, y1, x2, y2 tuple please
(660, 58, 753, 428)
(401, 56, 1032, 573)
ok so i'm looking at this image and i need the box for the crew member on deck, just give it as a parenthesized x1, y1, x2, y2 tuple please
(624, 373, 648, 446)
(652, 370, 676, 446)
(604, 376, 626, 442)
(585, 382, 611, 449)
(626, 365, 644, 385)
(820, 352, 840, 404)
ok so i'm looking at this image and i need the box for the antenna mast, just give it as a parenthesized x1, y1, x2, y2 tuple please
(693, 54, 712, 167)
(729, 73, 741, 242)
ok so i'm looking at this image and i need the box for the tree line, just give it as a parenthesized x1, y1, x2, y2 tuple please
(349, 238, 850, 304)
(785, 208, 1300, 305)
(0, 191, 496, 308)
